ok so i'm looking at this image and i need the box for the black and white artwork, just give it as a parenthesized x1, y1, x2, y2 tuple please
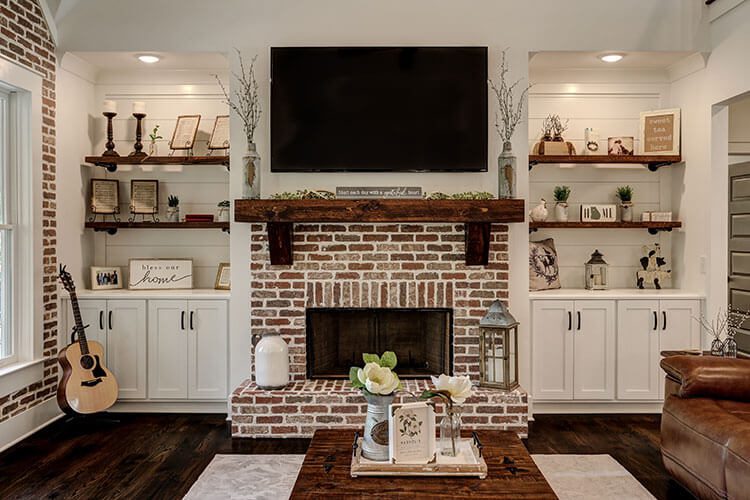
(529, 239, 561, 291)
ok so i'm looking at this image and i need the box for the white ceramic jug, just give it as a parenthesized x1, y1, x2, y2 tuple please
(254, 332, 289, 389)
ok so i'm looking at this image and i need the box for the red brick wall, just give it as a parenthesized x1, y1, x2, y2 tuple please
(250, 223, 509, 381)
(0, 0, 57, 422)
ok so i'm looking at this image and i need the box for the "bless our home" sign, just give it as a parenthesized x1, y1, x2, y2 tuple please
(128, 259, 193, 290)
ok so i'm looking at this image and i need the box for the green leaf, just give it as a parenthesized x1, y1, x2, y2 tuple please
(349, 367, 364, 389)
(380, 351, 397, 369)
(362, 353, 380, 365)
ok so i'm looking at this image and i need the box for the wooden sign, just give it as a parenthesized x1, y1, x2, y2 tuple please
(91, 179, 120, 214)
(128, 259, 193, 290)
(640, 109, 680, 155)
(336, 186, 423, 199)
(580, 204, 617, 222)
(388, 401, 436, 464)
(170, 115, 201, 150)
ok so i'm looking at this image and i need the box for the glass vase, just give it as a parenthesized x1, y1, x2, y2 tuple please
(243, 142, 261, 199)
(497, 141, 516, 199)
(723, 336, 738, 358)
(362, 393, 394, 461)
(148, 142, 158, 156)
(439, 406, 462, 457)
(710, 338, 724, 356)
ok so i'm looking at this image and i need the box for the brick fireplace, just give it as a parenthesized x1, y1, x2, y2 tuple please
(230, 222, 529, 438)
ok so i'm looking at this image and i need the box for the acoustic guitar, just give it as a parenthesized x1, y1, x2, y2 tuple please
(57, 265, 118, 414)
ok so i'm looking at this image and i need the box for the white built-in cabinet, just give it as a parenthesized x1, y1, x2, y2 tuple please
(61, 294, 229, 409)
(531, 294, 702, 405)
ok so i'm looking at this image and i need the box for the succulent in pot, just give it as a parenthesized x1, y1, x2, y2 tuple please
(616, 185, 634, 222)
(553, 185, 571, 222)
(167, 195, 180, 223)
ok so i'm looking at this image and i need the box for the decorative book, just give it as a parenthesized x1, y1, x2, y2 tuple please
(388, 401, 436, 464)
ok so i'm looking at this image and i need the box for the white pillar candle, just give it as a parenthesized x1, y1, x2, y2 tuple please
(132, 101, 146, 114)
(102, 100, 116, 114)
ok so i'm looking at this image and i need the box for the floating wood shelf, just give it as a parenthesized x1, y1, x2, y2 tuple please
(85, 221, 229, 235)
(529, 221, 682, 235)
(84, 155, 230, 172)
(234, 198, 526, 266)
(528, 155, 682, 171)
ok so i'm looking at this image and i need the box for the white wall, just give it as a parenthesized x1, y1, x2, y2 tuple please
(729, 97, 750, 157)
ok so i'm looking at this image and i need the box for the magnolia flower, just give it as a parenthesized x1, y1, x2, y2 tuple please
(431, 374, 473, 405)
(358, 362, 399, 395)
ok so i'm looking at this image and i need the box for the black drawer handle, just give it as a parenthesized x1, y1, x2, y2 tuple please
(190, 311, 194, 330)
(653, 311, 658, 331)
(662, 311, 667, 331)
(567, 311, 572, 331)
(99, 310, 104, 330)
(181, 311, 186, 330)
(577, 311, 581, 331)
(108, 311, 113, 330)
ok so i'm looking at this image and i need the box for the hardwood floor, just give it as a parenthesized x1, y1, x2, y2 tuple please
(0, 413, 692, 499)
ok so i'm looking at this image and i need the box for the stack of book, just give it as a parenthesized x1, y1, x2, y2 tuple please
(184, 214, 215, 223)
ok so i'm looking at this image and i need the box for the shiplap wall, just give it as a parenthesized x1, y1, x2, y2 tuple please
(91, 70, 230, 289)
(528, 80, 674, 289)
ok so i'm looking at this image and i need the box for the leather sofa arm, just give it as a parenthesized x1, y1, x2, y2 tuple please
(660, 355, 750, 402)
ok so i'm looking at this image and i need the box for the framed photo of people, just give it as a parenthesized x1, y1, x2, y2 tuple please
(208, 115, 230, 151)
(129, 180, 159, 220)
(91, 266, 123, 290)
(169, 115, 201, 150)
(90, 179, 120, 215)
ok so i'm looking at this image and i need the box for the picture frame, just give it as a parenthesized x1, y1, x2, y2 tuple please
(208, 115, 230, 150)
(130, 180, 159, 215)
(90, 179, 120, 215)
(639, 108, 681, 156)
(607, 136, 634, 156)
(580, 204, 617, 222)
(169, 115, 201, 150)
(90, 266, 123, 290)
(214, 262, 230, 290)
(128, 259, 193, 290)
(388, 401, 436, 465)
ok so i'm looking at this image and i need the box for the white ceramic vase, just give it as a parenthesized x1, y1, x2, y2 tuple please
(254, 332, 289, 389)
(620, 202, 633, 222)
(166, 207, 180, 223)
(554, 202, 569, 222)
(217, 207, 230, 222)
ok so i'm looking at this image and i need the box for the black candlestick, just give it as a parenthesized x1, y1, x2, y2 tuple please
(129, 112, 147, 157)
(102, 112, 119, 157)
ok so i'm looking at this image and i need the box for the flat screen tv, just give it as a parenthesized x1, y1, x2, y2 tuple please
(271, 47, 488, 172)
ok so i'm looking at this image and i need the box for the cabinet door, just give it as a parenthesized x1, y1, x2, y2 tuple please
(659, 300, 702, 398)
(188, 301, 228, 399)
(617, 300, 660, 400)
(62, 299, 107, 354)
(532, 300, 574, 400)
(573, 300, 615, 400)
(106, 300, 147, 399)
(148, 300, 188, 399)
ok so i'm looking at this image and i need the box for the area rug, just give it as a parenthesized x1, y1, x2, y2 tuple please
(184, 453, 654, 500)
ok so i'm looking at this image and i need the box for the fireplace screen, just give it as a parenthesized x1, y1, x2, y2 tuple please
(306, 308, 452, 379)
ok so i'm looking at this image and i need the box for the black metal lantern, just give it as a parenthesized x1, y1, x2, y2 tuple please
(479, 300, 519, 390)
(585, 249, 609, 290)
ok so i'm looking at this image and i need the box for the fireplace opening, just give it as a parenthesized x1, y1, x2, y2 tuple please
(306, 308, 452, 379)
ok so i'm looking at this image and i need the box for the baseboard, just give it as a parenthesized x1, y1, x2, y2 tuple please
(0, 397, 63, 452)
(532, 401, 664, 414)
(110, 401, 228, 413)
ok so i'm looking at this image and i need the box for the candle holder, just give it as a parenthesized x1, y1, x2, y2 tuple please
(129, 112, 148, 158)
(102, 111, 119, 157)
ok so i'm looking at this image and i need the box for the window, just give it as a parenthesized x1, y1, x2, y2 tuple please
(0, 87, 14, 367)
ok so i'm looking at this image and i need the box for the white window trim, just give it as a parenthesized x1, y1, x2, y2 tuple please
(0, 57, 44, 383)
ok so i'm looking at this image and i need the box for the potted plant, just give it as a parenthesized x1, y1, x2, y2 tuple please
(167, 195, 180, 222)
(217, 200, 230, 222)
(616, 185, 634, 222)
(553, 185, 571, 222)
(148, 125, 163, 156)
(349, 351, 402, 461)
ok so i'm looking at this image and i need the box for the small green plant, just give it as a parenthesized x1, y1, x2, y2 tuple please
(168, 195, 179, 207)
(149, 125, 163, 142)
(217, 200, 230, 208)
(616, 185, 634, 203)
(553, 185, 571, 203)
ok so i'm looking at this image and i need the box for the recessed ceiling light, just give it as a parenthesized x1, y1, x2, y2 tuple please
(137, 55, 160, 64)
(599, 53, 624, 63)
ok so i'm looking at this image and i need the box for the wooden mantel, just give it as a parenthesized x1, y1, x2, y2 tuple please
(234, 198, 525, 266)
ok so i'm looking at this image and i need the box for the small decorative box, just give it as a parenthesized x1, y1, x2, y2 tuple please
(642, 212, 652, 222)
(650, 211, 673, 222)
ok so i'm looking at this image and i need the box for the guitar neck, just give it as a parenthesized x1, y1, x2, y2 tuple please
(68, 290, 89, 353)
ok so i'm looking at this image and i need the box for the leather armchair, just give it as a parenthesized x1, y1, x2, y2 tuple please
(660, 355, 750, 500)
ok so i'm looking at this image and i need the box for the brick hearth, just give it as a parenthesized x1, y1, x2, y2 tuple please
(233, 222, 529, 438)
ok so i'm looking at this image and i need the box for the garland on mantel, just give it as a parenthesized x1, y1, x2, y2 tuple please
(270, 190, 495, 200)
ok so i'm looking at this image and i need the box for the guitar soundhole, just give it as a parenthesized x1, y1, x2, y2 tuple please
(80, 355, 94, 370)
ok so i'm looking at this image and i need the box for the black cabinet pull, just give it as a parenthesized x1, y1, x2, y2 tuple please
(653, 311, 658, 330)
(567, 311, 572, 331)
(99, 311, 104, 330)
(108, 311, 113, 330)
(181, 311, 186, 330)
(190, 311, 194, 330)
(662, 311, 667, 330)
(577, 311, 581, 331)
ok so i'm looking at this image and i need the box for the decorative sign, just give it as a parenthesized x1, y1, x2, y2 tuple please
(640, 109, 680, 156)
(336, 187, 423, 199)
(91, 179, 120, 214)
(90, 266, 123, 290)
(130, 180, 159, 215)
(388, 402, 436, 464)
(580, 204, 617, 222)
(128, 259, 193, 290)
(214, 262, 230, 290)
(170, 115, 201, 150)
(208, 115, 230, 150)
(607, 137, 634, 156)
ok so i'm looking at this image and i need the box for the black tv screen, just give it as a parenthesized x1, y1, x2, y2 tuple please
(271, 47, 488, 172)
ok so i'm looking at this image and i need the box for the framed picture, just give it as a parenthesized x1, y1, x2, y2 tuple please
(90, 179, 120, 214)
(128, 259, 193, 290)
(130, 180, 159, 215)
(388, 401, 436, 464)
(581, 204, 617, 222)
(639, 108, 681, 156)
(214, 262, 230, 290)
(90, 266, 123, 290)
(608, 137, 634, 156)
(208, 115, 230, 150)
(169, 115, 201, 150)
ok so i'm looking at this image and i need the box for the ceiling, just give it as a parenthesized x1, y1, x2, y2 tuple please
(529, 51, 694, 70)
(70, 51, 229, 71)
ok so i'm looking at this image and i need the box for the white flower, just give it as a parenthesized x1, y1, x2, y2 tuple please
(431, 374, 473, 404)
(358, 362, 399, 395)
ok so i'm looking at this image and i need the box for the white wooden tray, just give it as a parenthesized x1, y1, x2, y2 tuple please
(350, 431, 488, 479)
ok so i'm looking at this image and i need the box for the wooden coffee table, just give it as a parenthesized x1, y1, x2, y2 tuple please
(289, 429, 557, 499)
